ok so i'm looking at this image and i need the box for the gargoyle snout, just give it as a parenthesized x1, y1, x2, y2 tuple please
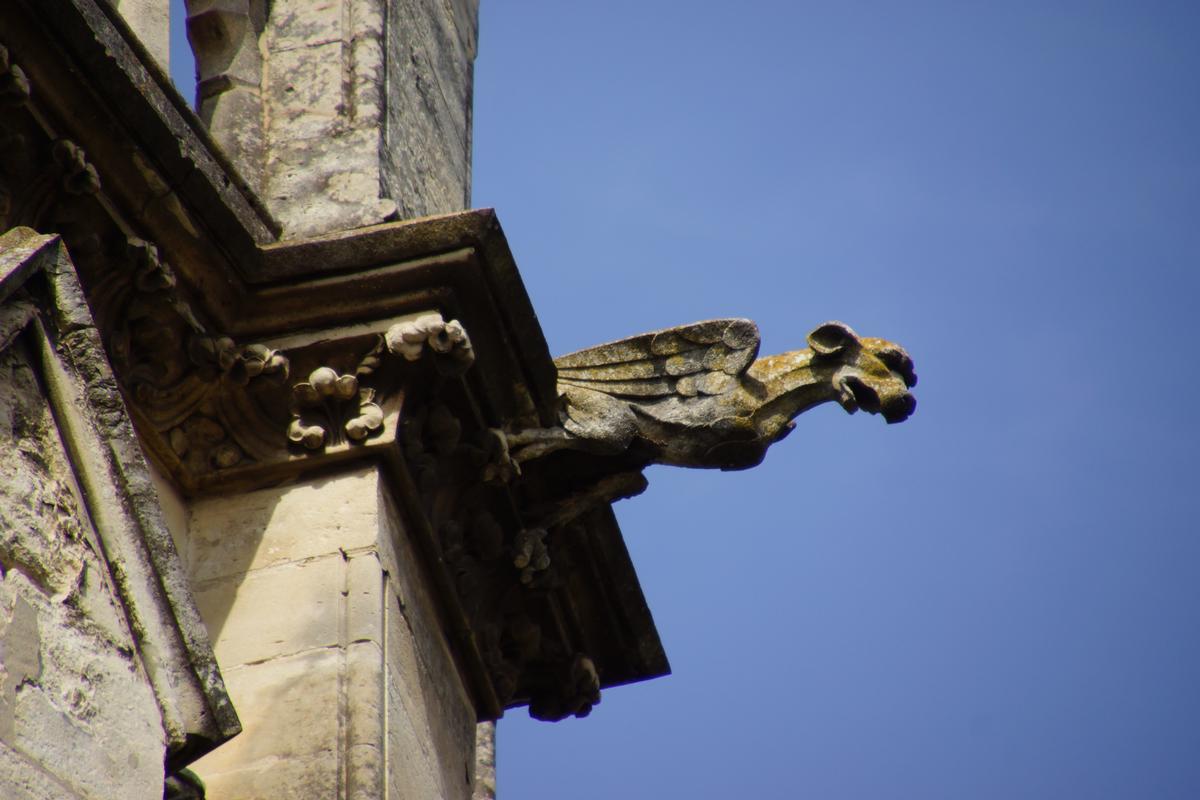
(882, 392, 916, 424)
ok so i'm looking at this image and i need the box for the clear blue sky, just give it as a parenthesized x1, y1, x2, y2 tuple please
(172, 2, 1200, 797)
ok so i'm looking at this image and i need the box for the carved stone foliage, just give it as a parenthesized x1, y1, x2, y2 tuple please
(386, 313, 475, 375)
(0, 41, 285, 483)
(283, 312, 476, 458)
(87, 236, 290, 477)
(289, 359, 384, 449)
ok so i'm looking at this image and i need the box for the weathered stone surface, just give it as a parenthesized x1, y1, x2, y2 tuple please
(113, 0, 170, 68)
(0, 228, 238, 795)
(383, 0, 476, 218)
(266, 40, 344, 140)
(472, 722, 496, 800)
(265, 0, 343, 51)
(0, 347, 166, 799)
(263, 130, 397, 237)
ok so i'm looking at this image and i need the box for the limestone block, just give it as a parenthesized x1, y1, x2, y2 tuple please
(0, 344, 166, 800)
(188, 8, 262, 88)
(2, 572, 165, 800)
(472, 722, 496, 800)
(379, 506, 476, 799)
(192, 643, 391, 798)
(264, 129, 397, 236)
(351, 31, 385, 126)
(351, 0, 386, 39)
(191, 648, 341, 775)
(345, 550, 385, 644)
(115, 0, 170, 68)
(194, 555, 343, 666)
(266, 0, 343, 51)
(194, 749, 338, 800)
(267, 40, 345, 141)
(382, 0, 474, 216)
(386, 680, 445, 799)
(189, 466, 382, 582)
(345, 643, 385, 799)
(197, 85, 265, 193)
(186, 467, 477, 798)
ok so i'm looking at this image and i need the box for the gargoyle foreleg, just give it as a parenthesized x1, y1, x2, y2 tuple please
(504, 426, 579, 462)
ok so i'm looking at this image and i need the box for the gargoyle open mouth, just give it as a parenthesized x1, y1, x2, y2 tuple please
(839, 375, 916, 424)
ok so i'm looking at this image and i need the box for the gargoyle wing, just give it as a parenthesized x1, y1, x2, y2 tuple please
(554, 319, 760, 399)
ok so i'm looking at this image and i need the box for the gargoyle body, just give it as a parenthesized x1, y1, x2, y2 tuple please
(505, 320, 916, 471)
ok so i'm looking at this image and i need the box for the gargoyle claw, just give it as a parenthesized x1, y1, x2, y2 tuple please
(481, 428, 521, 483)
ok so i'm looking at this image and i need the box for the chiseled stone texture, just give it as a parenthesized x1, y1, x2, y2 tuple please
(186, 466, 478, 799)
(0, 347, 166, 800)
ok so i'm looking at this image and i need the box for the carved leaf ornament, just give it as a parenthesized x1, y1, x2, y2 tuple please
(287, 366, 383, 449)
(288, 313, 475, 452)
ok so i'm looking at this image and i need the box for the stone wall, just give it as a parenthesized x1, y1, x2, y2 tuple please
(0, 230, 238, 799)
(382, 0, 477, 219)
(186, 0, 479, 238)
(184, 467, 478, 799)
(0, 344, 166, 800)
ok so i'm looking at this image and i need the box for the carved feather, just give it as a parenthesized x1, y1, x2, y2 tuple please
(555, 319, 760, 399)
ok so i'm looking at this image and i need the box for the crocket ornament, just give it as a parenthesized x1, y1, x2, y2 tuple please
(502, 319, 916, 471)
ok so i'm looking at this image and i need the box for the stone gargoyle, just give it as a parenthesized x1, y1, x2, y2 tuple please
(501, 319, 916, 471)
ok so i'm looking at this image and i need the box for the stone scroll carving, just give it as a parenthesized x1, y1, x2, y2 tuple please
(500, 319, 917, 470)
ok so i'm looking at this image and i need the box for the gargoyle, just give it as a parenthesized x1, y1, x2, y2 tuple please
(503, 319, 916, 471)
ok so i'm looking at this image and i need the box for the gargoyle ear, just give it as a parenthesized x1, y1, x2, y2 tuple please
(807, 321, 858, 355)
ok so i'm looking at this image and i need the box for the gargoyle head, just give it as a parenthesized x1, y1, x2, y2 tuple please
(807, 321, 917, 424)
